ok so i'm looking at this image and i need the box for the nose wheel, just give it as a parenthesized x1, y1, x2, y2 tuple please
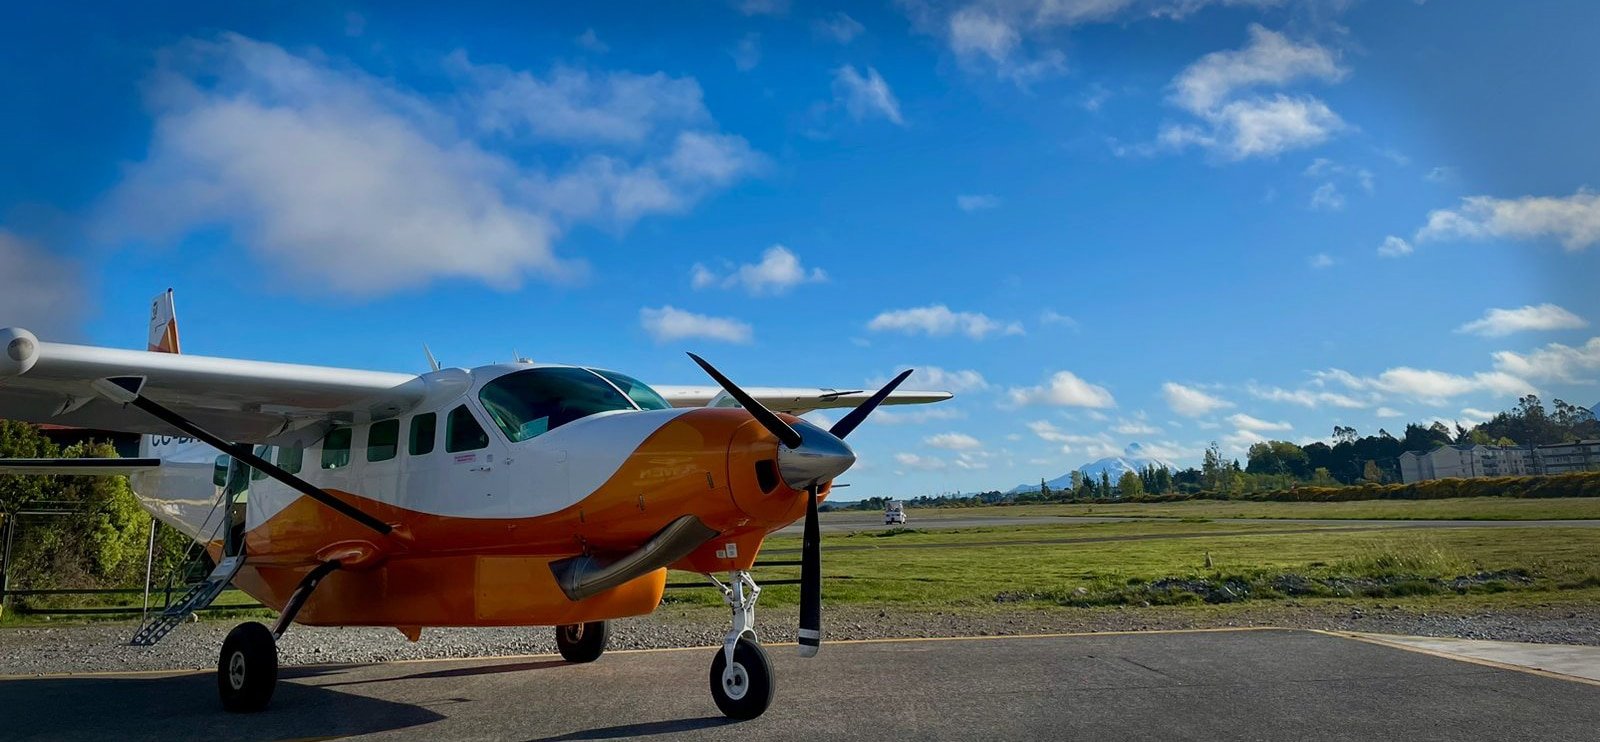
(710, 635, 774, 720)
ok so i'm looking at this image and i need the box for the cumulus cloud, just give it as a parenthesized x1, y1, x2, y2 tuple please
(1316, 366, 1535, 405)
(1163, 382, 1231, 416)
(1308, 252, 1335, 269)
(868, 305, 1022, 339)
(1378, 235, 1413, 258)
(1112, 417, 1162, 435)
(1416, 190, 1600, 251)
(814, 12, 865, 43)
(925, 432, 982, 450)
(1375, 406, 1403, 418)
(639, 306, 753, 344)
(1491, 337, 1600, 383)
(1158, 26, 1347, 160)
(1246, 384, 1368, 409)
(893, 452, 947, 470)
(1007, 371, 1116, 408)
(1227, 413, 1292, 432)
(833, 65, 904, 125)
(957, 194, 1001, 212)
(1310, 183, 1344, 211)
(872, 406, 968, 425)
(1458, 304, 1588, 337)
(691, 245, 827, 295)
(881, 366, 989, 393)
(0, 231, 85, 340)
(99, 34, 762, 296)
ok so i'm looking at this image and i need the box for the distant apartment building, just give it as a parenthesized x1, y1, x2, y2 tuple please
(1399, 440, 1600, 483)
(1534, 440, 1600, 475)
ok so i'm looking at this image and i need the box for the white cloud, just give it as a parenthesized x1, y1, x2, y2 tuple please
(1159, 26, 1347, 160)
(868, 305, 1022, 340)
(814, 12, 865, 43)
(639, 306, 753, 344)
(732, 33, 761, 72)
(735, 0, 788, 16)
(833, 66, 905, 125)
(100, 34, 761, 296)
(1310, 183, 1344, 211)
(1460, 407, 1497, 423)
(0, 231, 85, 340)
(1308, 252, 1335, 269)
(1039, 310, 1079, 329)
(886, 366, 989, 393)
(575, 29, 608, 53)
(1318, 366, 1535, 405)
(948, 7, 1020, 62)
(1112, 418, 1162, 436)
(1246, 384, 1368, 409)
(957, 194, 1001, 212)
(925, 432, 982, 450)
(690, 245, 826, 295)
(872, 406, 968, 425)
(1025, 420, 1114, 452)
(1378, 235, 1413, 258)
(1172, 25, 1345, 112)
(1492, 337, 1600, 383)
(1375, 406, 1403, 418)
(1163, 382, 1231, 416)
(1416, 190, 1600, 252)
(1007, 371, 1116, 408)
(1458, 304, 1588, 337)
(1227, 413, 1292, 432)
(893, 452, 947, 470)
(1424, 166, 1457, 184)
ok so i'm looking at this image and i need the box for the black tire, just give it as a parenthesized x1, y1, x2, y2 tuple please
(218, 622, 277, 713)
(709, 636, 774, 720)
(555, 621, 608, 663)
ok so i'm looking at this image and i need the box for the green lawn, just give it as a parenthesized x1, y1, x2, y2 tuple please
(879, 496, 1600, 521)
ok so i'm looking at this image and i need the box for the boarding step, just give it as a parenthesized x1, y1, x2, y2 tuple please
(128, 554, 245, 647)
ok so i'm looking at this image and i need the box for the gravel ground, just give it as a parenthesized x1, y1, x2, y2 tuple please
(5, 601, 1600, 676)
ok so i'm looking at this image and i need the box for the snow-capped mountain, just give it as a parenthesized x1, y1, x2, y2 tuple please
(1008, 443, 1179, 494)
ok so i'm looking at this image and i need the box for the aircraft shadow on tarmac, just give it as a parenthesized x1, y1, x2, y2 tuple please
(0, 672, 446, 741)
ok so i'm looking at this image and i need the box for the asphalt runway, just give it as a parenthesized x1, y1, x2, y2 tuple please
(5, 629, 1599, 741)
(780, 510, 1600, 535)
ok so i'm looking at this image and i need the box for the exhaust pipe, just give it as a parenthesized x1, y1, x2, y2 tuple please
(550, 514, 719, 601)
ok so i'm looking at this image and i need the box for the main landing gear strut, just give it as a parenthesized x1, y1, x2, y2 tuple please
(217, 560, 341, 713)
(708, 570, 775, 720)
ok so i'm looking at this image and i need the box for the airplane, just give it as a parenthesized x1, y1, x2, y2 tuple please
(0, 291, 952, 719)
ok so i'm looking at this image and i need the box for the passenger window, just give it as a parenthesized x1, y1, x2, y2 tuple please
(213, 455, 230, 486)
(446, 405, 489, 453)
(321, 427, 353, 469)
(277, 446, 303, 475)
(368, 420, 399, 462)
(409, 413, 437, 456)
(250, 445, 271, 480)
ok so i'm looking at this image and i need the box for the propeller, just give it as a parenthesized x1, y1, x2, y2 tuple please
(687, 352, 802, 449)
(685, 353, 916, 659)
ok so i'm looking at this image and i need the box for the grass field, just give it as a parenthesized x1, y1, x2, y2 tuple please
(875, 496, 1600, 521)
(664, 519, 1600, 611)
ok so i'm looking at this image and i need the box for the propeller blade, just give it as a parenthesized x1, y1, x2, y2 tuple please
(687, 352, 803, 449)
(828, 368, 915, 440)
(797, 484, 821, 657)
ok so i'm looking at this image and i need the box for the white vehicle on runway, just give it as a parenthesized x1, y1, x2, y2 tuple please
(884, 501, 906, 526)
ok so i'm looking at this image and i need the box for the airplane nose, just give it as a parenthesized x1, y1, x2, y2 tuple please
(777, 420, 857, 489)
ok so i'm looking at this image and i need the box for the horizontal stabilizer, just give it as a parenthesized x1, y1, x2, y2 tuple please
(0, 457, 161, 476)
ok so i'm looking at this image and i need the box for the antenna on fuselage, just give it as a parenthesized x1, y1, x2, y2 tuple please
(423, 344, 441, 372)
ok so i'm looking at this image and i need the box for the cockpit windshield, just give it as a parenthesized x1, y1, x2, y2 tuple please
(478, 367, 638, 443)
(591, 369, 673, 411)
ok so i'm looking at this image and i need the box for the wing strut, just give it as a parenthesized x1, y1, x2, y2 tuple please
(91, 376, 394, 537)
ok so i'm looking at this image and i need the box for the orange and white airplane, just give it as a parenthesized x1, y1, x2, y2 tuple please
(0, 291, 951, 719)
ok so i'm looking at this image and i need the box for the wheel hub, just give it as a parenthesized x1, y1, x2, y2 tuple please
(722, 661, 749, 701)
(228, 651, 247, 691)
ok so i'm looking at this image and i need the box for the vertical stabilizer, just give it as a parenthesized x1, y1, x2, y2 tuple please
(147, 288, 180, 354)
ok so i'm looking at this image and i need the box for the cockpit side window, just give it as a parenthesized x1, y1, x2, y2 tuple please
(591, 369, 673, 411)
(478, 367, 638, 443)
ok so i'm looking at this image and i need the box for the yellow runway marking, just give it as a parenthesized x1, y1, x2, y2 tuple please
(1314, 630, 1600, 688)
(0, 626, 1284, 681)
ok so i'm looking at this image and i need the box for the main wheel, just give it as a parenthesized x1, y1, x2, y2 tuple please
(218, 622, 278, 713)
(709, 636, 775, 720)
(555, 621, 609, 663)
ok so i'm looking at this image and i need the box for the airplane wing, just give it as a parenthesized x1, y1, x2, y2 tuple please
(0, 328, 430, 445)
(652, 385, 954, 415)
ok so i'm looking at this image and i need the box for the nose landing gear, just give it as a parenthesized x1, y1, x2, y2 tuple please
(708, 570, 774, 719)
(555, 620, 610, 663)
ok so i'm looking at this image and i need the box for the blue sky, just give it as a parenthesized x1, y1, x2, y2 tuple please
(3, 0, 1598, 496)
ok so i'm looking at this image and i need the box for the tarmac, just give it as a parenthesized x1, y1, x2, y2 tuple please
(4, 628, 1600, 741)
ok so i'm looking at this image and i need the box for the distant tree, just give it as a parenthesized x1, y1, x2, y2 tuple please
(1154, 467, 1174, 494)
(1099, 470, 1112, 498)
(1333, 426, 1358, 444)
(1070, 471, 1084, 491)
(1039, 478, 1051, 499)
(1246, 440, 1310, 478)
(1309, 467, 1339, 487)
(1075, 472, 1094, 499)
(1361, 460, 1384, 484)
(1118, 470, 1144, 497)
(1402, 423, 1454, 453)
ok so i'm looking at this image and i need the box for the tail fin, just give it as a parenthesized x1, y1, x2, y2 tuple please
(147, 288, 180, 354)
